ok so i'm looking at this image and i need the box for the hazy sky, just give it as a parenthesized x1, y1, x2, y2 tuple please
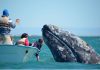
(0, 0, 100, 36)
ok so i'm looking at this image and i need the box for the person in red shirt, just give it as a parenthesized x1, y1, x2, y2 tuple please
(16, 33, 29, 46)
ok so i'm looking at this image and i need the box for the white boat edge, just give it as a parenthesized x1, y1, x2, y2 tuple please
(0, 45, 39, 63)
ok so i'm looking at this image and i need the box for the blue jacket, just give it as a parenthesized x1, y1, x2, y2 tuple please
(0, 19, 16, 35)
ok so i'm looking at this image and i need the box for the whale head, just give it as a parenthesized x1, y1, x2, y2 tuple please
(42, 24, 77, 62)
(42, 24, 100, 64)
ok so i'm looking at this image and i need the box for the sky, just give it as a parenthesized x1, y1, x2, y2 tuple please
(0, 0, 100, 36)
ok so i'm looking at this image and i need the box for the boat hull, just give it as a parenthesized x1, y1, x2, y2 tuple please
(0, 45, 38, 63)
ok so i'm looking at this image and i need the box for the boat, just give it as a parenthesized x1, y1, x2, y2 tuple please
(0, 45, 39, 63)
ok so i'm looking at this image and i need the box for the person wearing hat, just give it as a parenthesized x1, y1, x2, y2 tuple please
(0, 9, 20, 45)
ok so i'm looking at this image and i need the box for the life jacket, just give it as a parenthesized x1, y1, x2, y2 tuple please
(0, 16, 9, 26)
(0, 17, 11, 35)
(0, 17, 14, 45)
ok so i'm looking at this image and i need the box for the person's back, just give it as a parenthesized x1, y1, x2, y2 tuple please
(0, 9, 20, 45)
(0, 16, 15, 35)
(0, 16, 9, 24)
(0, 10, 13, 45)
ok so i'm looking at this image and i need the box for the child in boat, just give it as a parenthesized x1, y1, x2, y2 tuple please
(0, 9, 20, 45)
(16, 33, 29, 46)
(30, 38, 43, 61)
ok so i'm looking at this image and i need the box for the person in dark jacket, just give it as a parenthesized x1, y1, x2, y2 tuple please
(30, 38, 43, 61)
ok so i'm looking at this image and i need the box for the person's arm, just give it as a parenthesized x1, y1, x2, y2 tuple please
(25, 38, 29, 46)
(9, 19, 20, 28)
(9, 19, 16, 28)
(33, 42, 37, 47)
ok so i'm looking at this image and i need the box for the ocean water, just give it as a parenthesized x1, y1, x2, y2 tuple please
(0, 36, 100, 69)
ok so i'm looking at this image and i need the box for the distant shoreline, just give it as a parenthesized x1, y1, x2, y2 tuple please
(12, 35, 42, 37)
(12, 35, 100, 38)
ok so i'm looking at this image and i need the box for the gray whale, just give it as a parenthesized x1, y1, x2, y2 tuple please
(42, 24, 100, 64)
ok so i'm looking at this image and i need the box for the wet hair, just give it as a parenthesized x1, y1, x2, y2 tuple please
(21, 33, 28, 38)
(38, 38, 43, 44)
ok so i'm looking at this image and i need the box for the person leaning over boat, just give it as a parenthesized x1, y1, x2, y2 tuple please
(30, 38, 44, 61)
(16, 33, 29, 46)
(0, 9, 20, 45)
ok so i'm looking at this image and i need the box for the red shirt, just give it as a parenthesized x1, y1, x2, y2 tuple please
(24, 38, 29, 46)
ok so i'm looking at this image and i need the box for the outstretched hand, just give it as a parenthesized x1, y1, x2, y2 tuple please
(15, 19, 20, 24)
